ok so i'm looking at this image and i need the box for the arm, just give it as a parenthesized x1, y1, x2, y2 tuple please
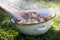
(0, 1, 26, 22)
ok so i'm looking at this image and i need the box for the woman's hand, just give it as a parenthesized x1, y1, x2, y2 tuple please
(0, 0, 27, 22)
(0, 0, 36, 23)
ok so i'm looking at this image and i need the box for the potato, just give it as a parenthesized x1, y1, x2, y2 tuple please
(39, 18, 45, 23)
(16, 12, 52, 24)
(31, 19, 39, 23)
(44, 15, 52, 21)
(32, 13, 40, 19)
(17, 21, 24, 24)
(26, 19, 32, 24)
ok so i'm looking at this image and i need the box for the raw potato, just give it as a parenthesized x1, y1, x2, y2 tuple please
(26, 19, 32, 24)
(16, 12, 52, 24)
(31, 19, 39, 24)
(39, 18, 45, 23)
(32, 13, 40, 19)
(17, 20, 25, 24)
(44, 15, 52, 21)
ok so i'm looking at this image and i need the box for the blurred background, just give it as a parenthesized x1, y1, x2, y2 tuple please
(0, 0, 60, 40)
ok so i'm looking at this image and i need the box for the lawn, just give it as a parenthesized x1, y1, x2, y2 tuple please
(0, 0, 60, 40)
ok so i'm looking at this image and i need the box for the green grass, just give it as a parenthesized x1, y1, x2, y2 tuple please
(0, 0, 60, 40)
